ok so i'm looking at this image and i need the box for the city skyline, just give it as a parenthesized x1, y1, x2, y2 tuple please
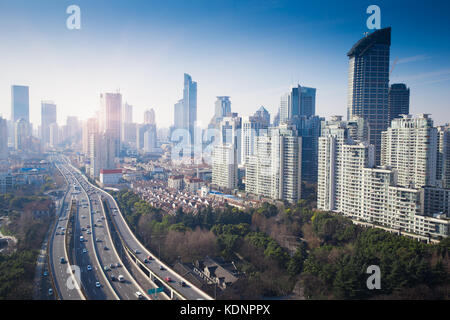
(0, 1, 449, 128)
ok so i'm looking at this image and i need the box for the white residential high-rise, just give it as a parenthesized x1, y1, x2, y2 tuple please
(437, 125, 450, 189)
(381, 114, 437, 189)
(245, 124, 302, 203)
(317, 114, 449, 239)
(82, 118, 98, 155)
(212, 143, 238, 190)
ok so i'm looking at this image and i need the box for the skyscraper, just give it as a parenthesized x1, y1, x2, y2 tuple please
(144, 109, 156, 125)
(210, 96, 231, 128)
(14, 118, 31, 151)
(121, 103, 134, 144)
(279, 85, 316, 124)
(0, 117, 8, 159)
(388, 83, 410, 122)
(100, 92, 122, 157)
(41, 101, 57, 146)
(241, 108, 270, 165)
(172, 74, 197, 156)
(11, 85, 29, 123)
(347, 27, 391, 164)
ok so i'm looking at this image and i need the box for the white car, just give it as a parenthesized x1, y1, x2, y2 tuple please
(87, 265, 92, 271)
(82, 248, 87, 253)
(95, 282, 101, 288)
(135, 292, 143, 299)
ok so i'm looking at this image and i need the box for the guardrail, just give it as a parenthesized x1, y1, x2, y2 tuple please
(68, 161, 213, 300)
(101, 199, 170, 300)
(78, 176, 120, 300)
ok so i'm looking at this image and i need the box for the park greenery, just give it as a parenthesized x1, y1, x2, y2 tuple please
(113, 190, 450, 299)
(0, 193, 54, 300)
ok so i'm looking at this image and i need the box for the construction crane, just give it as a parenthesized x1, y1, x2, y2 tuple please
(390, 58, 399, 76)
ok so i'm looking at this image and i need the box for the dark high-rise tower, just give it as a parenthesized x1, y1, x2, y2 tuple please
(388, 83, 410, 123)
(347, 27, 391, 164)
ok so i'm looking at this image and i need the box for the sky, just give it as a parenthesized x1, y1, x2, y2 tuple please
(0, 0, 449, 128)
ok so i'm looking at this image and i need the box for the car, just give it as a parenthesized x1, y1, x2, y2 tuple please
(135, 292, 143, 299)
(147, 255, 153, 260)
(103, 246, 108, 251)
(87, 265, 92, 271)
(104, 266, 110, 271)
(110, 263, 115, 269)
(116, 262, 121, 268)
(144, 259, 149, 263)
(86, 230, 91, 235)
(118, 275, 125, 282)
(81, 228, 86, 231)
(165, 277, 172, 282)
(56, 232, 60, 235)
(43, 271, 48, 277)
(82, 248, 87, 253)
(159, 265, 164, 270)
(60, 257, 65, 264)
(61, 231, 65, 235)
(134, 249, 139, 254)
(48, 288, 53, 296)
(95, 282, 101, 288)
(179, 281, 186, 287)
(86, 225, 90, 229)
(96, 238, 101, 242)
(110, 275, 116, 281)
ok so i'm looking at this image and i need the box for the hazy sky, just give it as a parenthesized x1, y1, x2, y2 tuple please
(0, 0, 449, 127)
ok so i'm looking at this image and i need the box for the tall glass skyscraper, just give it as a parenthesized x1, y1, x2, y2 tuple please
(388, 83, 410, 123)
(41, 101, 57, 145)
(347, 27, 391, 164)
(184, 73, 197, 146)
(11, 85, 29, 123)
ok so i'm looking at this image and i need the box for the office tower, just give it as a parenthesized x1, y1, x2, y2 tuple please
(295, 115, 324, 183)
(253, 106, 271, 126)
(65, 116, 80, 144)
(100, 92, 122, 157)
(212, 143, 238, 190)
(123, 103, 133, 123)
(437, 125, 450, 189)
(41, 101, 57, 145)
(82, 118, 98, 155)
(347, 27, 391, 164)
(121, 103, 134, 143)
(245, 124, 302, 203)
(279, 85, 316, 125)
(219, 114, 242, 164)
(388, 83, 410, 122)
(0, 117, 8, 159)
(14, 118, 30, 151)
(210, 96, 231, 128)
(11, 85, 29, 123)
(381, 114, 437, 189)
(241, 111, 270, 165)
(173, 74, 197, 144)
(144, 108, 156, 125)
(273, 111, 280, 127)
(143, 125, 157, 153)
(49, 123, 60, 147)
